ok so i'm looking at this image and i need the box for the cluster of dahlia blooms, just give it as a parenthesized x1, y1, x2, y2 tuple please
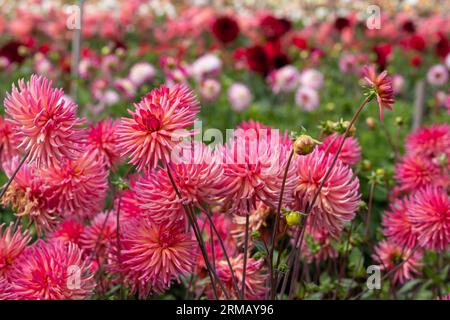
(375, 124, 450, 284)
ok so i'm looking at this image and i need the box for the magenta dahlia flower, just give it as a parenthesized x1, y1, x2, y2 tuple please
(0, 276, 15, 300)
(362, 65, 394, 121)
(48, 219, 85, 247)
(86, 119, 122, 169)
(319, 133, 361, 166)
(395, 155, 442, 193)
(405, 124, 450, 159)
(0, 115, 20, 165)
(117, 84, 200, 170)
(382, 197, 418, 249)
(293, 149, 360, 237)
(10, 240, 95, 300)
(372, 240, 423, 284)
(42, 152, 108, 218)
(409, 186, 450, 251)
(116, 217, 197, 299)
(80, 211, 117, 254)
(1, 156, 57, 231)
(0, 223, 31, 281)
(4, 75, 85, 167)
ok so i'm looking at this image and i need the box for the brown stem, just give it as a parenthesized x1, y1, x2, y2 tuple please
(241, 200, 251, 299)
(0, 150, 30, 199)
(365, 181, 376, 240)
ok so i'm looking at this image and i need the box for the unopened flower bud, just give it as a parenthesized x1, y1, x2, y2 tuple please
(375, 168, 386, 177)
(285, 211, 303, 226)
(365, 117, 376, 129)
(395, 116, 404, 126)
(294, 135, 321, 155)
(361, 159, 372, 171)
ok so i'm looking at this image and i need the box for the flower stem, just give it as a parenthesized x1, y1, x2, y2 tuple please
(241, 200, 251, 299)
(0, 150, 30, 200)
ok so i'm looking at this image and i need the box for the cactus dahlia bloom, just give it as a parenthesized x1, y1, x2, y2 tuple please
(10, 241, 95, 300)
(382, 197, 418, 249)
(4, 75, 85, 167)
(405, 124, 450, 159)
(1, 156, 57, 231)
(293, 149, 360, 237)
(319, 134, 361, 166)
(117, 84, 200, 171)
(372, 240, 423, 284)
(408, 186, 450, 251)
(395, 155, 442, 193)
(48, 219, 85, 246)
(116, 217, 197, 299)
(219, 130, 296, 215)
(0, 116, 20, 165)
(0, 276, 15, 300)
(0, 223, 31, 281)
(214, 255, 268, 300)
(80, 211, 117, 254)
(42, 152, 108, 218)
(86, 119, 122, 169)
(362, 65, 394, 121)
(136, 142, 226, 223)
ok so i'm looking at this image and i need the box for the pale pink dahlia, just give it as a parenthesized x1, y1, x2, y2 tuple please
(215, 255, 268, 300)
(117, 218, 197, 298)
(395, 155, 441, 193)
(42, 152, 108, 218)
(372, 240, 423, 284)
(1, 156, 57, 231)
(408, 186, 450, 251)
(4, 75, 84, 167)
(405, 124, 450, 159)
(293, 149, 360, 237)
(219, 130, 295, 215)
(382, 197, 418, 249)
(86, 119, 122, 169)
(319, 133, 361, 166)
(117, 84, 200, 170)
(10, 240, 95, 300)
(0, 223, 31, 281)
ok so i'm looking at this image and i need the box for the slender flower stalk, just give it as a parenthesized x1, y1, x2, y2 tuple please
(0, 150, 30, 200)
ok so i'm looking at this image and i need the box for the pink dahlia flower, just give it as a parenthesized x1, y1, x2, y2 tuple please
(319, 133, 361, 166)
(231, 202, 270, 248)
(86, 119, 122, 169)
(117, 218, 197, 299)
(426, 64, 448, 87)
(395, 155, 442, 193)
(48, 219, 85, 246)
(80, 211, 117, 255)
(295, 86, 319, 112)
(409, 186, 450, 251)
(4, 75, 84, 167)
(215, 255, 268, 300)
(0, 276, 15, 300)
(0, 223, 31, 280)
(219, 129, 295, 215)
(117, 84, 200, 170)
(42, 152, 108, 218)
(10, 240, 95, 300)
(405, 124, 450, 159)
(382, 197, 418, 249)
(362, 65, 394, 121)
(1, 156, 57, 231)
(0, 115, 20, 165)
(372, 240, 423, 284)
(293, 149, 360, 237)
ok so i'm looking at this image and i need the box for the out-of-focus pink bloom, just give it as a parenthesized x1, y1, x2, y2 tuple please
(362, 65, 394, 121)
(372, 240, 422, 284)
(267, 65, 300, 94)
(295, 86, 319, 111)
(409, 186, 450, 251)
(293, 149, 360, 237)
(405, 124, 450, 158)
(427, 64, 448, 87)
(319, 134, 361, 166)
(10, 241, 95, 300)
(117, 84, 200, 170)
(4, 75, 85, 167)
(339, 53, 357, 74)
(392, 74, 405, 95)
(128, 62, 156, 87)
(0, 223, 31, 281)
(116, 218, 197, 299)
(190, 54, 222, 82)
(382, 197, 418, 249)
(215, 255, 268, 300)
(200, 78, 221, 102)
(86, 120, 122, 169)
(48, 219, 85, 247)
(227, 83, 252, 112)
(42, 152, 109, 218)
(100, 90, 120, 106)
(115, 78, 136, 99)
(299, 69, 324, 90)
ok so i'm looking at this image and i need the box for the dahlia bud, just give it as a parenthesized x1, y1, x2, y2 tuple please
(395, 116, 404, 126)
(365, 117, 376, 129)
(376, 168, 386, 177)
(361, 159, 372, 171)
(294, 135, 321, 155)
(285, 211, 303, 226)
